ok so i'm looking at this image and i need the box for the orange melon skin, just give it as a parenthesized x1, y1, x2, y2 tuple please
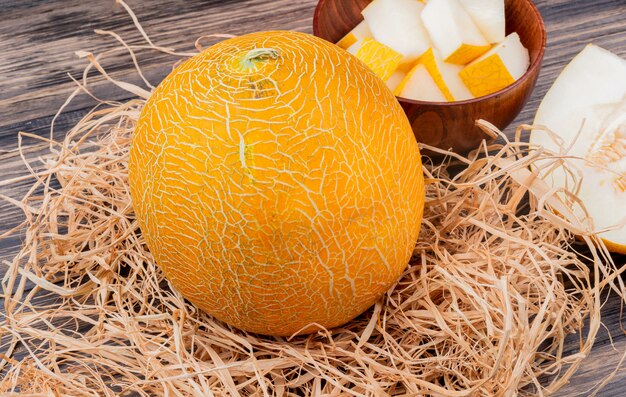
(603, 239, 626, 255)
(128, 31, 425, 336)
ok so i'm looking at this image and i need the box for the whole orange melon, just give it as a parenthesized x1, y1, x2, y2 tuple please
(128, 31, 425, 336)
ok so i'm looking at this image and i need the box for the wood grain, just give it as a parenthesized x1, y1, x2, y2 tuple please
(0, 0, 624, 394)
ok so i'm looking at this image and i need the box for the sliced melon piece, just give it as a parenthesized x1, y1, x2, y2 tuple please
(395, 64, 447, 102)
(459, 0, 505, 43)
(531, 44, 626, 254)
(459, 33, 529, 97)
(421, 0, 491, 65)
(386, 70, 406, 92)
(361, 0, 431, 64)
(337, 21, 372, 50)
(346, 41, 361, 56)
(347, 38, 404, 81)
(420, 48, 474, 101)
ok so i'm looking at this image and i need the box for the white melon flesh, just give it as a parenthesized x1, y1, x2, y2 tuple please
(531, 44, 626, 253)
(337, 21, 372, 50)
(386, 71, 406, 92)
(490, 33, 529, 80)
(421, 0, 491, 65)
(396, 64, 447, 102)
(420, 48, 473, 101)
(459, 0, 505, 43)
(362, 0, 431, 63)
(346, 40, 361, 56)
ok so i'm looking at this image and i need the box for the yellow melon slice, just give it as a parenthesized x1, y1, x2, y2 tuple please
(395, 64, 447, 102)
(420, 48, 473, 101)
(337, 21, 372, 50)
(347, 38, 404, 81)
(459, 33, 529, 97)
(421, 0, 491, 65)
(531, 44, 626, 254)
(362, 0, 431, 64)
(459, 0, 505, 43)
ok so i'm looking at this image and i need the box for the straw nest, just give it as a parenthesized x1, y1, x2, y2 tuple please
(1, 2, 624, 395)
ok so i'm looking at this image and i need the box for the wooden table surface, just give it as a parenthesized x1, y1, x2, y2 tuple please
(1, 0, 624, 395)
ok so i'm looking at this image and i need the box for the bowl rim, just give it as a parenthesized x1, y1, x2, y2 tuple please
(312, 0, 547, 107)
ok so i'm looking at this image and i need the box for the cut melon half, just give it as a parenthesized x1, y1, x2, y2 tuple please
(362, 0, 431, 64)
(337, 21, 372, 50)
(531, 44, 626, 253)
(421, 0, 491, 65)
(459, 0, 505, 43)
(395, 64, 447, 102)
